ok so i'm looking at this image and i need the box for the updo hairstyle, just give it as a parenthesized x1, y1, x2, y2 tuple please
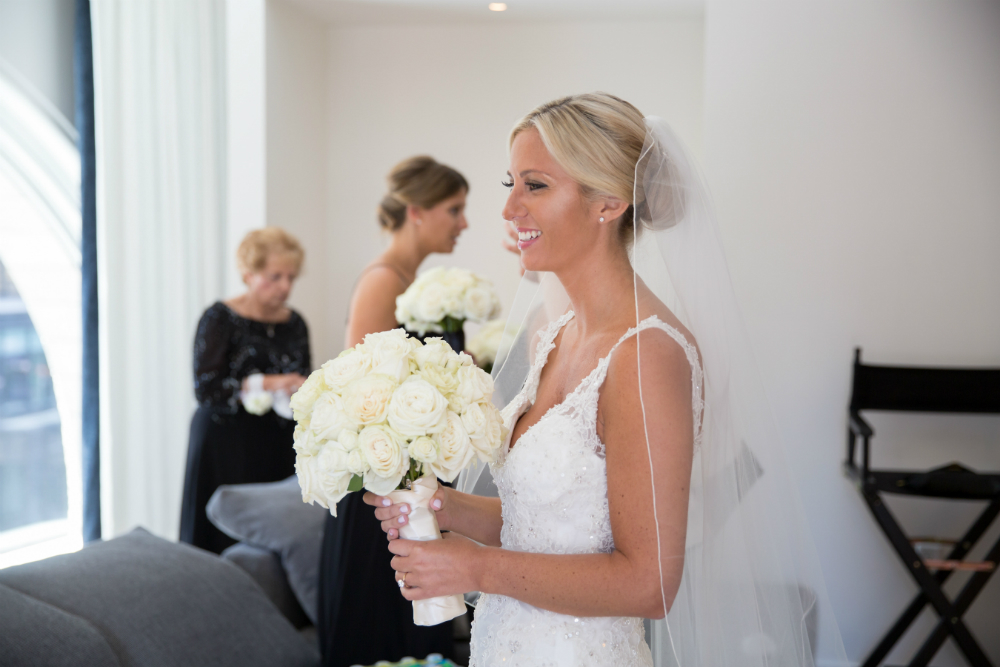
(377, 156, 469, 231)
(509, 93, 647, 245)
(236, 227, 304, 275)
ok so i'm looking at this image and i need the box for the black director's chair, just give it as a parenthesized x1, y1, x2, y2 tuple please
(845, 348, 1000, 667)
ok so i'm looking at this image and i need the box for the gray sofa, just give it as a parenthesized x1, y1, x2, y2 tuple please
(0, 527, 321, 667)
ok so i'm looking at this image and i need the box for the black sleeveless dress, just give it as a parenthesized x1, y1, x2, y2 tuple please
(179, 302, 310, 554)
(317, 324, 463, 667)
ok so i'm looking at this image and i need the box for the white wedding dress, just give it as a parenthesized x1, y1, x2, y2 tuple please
(468, 310, 704, 667)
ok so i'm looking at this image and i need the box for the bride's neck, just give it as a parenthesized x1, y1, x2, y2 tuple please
(557, 244, 637, 337)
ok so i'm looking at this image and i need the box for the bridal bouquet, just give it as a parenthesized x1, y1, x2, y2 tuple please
(465, 319, 512, 374)
(395, 267, 502, 336)
(291, 328, 505, 625)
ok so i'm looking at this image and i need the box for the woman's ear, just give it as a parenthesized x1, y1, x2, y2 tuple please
(407, 204, 423, 226)
(596, 197, 630, 225)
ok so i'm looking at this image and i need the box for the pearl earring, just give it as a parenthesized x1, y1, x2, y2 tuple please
(599, 217, 605, 223)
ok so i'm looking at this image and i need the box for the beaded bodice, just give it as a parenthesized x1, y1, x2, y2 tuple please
(468, 311, 704, 667)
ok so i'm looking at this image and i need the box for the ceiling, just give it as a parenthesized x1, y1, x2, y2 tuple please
(279, 0, 704, 25)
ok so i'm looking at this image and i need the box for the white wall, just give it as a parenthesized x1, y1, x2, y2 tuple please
(266, 0, 333, 364)
(322, 17, 705, 355)
(704, 2, 1000, 665)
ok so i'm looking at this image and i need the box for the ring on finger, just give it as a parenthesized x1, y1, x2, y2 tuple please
(397, 572, 406, 589)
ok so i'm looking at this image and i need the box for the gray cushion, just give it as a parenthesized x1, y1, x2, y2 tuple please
(0, 527, 320, 667)
(0, 582, 120, 667)
(221, 541, 310, 629)
(207, 475, 326, 624)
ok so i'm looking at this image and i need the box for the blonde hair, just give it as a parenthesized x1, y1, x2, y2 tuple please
(509, 93, 646, 244)
(236, 227, 304, 275)
(377, 156, 469, 231)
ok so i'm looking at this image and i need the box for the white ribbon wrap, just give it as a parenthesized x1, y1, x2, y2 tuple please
(387, 476, 467, 626)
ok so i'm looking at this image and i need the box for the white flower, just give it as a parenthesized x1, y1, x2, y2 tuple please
(461, 401, 487, 440)
(309, 392, 358, 441)
(429, 412, 475, 483)
(463, 286, 496, 322)
(317, 443, 353, 503)
(364, 329, 418, 383)
(290, 370, 325, 419)
(387, 378, 449, 437)
(359, 424, 409, 494)
(470, 401, 505, 463)
(339, 429, 360, 452)
(346, 448, 369, 475)
(467, 319, 509, 367)
(242, 391, 273, 416)
(342, 374, 397, 426)
(293, 425, 322, 457)
(414, 338, 456, 370)
(296, 454, 328, 509)
(408, 435, 440, 464)
(322, 349, 372, 392)
(416, 281, 448, 324)
(454, 364, 494, 405)
(417, 364, 460, 398)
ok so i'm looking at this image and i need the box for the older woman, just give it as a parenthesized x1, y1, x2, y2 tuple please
(180, 227, 311, 554)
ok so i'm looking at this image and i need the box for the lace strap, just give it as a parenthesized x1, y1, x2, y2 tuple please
(579, 316, 704, 445)
(524, 310, 575, 403)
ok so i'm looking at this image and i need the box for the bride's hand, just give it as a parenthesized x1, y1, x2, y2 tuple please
(389, 532, 481, 601)
(362, 486, 450, 540)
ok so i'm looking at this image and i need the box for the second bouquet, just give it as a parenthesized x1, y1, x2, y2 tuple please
(291, 328, 505, 625)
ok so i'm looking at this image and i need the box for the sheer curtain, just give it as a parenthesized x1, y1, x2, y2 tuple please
(91, 0, 227, 539)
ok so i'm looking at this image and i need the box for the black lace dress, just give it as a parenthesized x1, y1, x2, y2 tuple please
(179, 302, 310, 554)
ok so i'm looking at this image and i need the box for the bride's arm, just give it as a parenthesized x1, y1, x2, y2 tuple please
(364, 487, 504, 547)
(387, 331, 694, 619)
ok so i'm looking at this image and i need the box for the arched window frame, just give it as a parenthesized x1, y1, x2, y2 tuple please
(0, 61, 83, 566)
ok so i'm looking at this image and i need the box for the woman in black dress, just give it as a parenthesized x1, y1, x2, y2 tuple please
(319, 156, 469, 667)
(180, 227, 311, 554)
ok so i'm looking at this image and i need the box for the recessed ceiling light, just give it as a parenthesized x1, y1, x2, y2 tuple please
(488, 2, 507, 11)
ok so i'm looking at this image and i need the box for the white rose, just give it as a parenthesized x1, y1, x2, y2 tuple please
(387, 378, 449, 437)
(242, 391, 273, 416)
(309, 392, 359, 441)
(429, 412, 475, 483)
(467, 319, 507, 366)
(470, 402, 505, 463)
(416, 281, 448, 323)
(290, 370, 325, 419)
(461, 401, 487, 439)
(317, 444, 352, 496)
(414, 338, 456, 370)
(322, 349, 372, 392)
(447, 352, 475, 371)
(446, 267, 476, 291)
(408, 435, 440, 464)
(419, 368, 460, 403)
(364, 329, 418, 383)
(463, 286, 495, 322)
(346, 448, 369, 475)
(342, 374, 397, 426)
(454, 364, 494, 406)
(339, 429, 360, 452)
(359, 425, 409, 494)
(295, 454, 328, 509)
(293, 425, 322, 457)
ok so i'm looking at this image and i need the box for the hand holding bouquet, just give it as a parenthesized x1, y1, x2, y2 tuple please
(291, 328, 506, 625)
(395, 267, 501, 336)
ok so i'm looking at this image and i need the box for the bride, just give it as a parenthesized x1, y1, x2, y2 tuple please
(365, 93, 842, 666)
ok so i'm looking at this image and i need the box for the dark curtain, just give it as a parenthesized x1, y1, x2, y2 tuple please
(75, 0, 100, 543)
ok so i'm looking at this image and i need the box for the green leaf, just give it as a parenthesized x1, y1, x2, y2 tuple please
(347, 474, 364, 492)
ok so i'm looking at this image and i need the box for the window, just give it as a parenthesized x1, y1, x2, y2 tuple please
(0, 65, 82, 566)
